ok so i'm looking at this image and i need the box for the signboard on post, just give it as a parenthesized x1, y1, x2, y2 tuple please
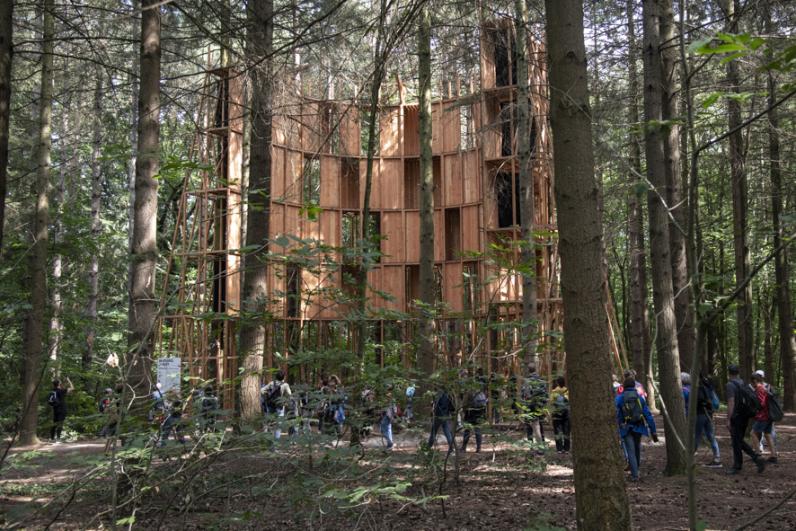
(157, 357, 181, 395)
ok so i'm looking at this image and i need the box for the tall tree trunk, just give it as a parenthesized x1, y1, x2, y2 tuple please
(515, 0, 537, 370)
(660, 0, 694, 368)
(0, 0, 11, 253)
(544, 1, 631, 528)
(642, 0, 687, 476)
(128, 0, 160, 397)
(86, 74, 103, 370)
(722, 0, 753, 381)
(356, 0, 387, 360)
(417, 3, 435, 376)
(765, 2, 796, 408)
(239, 0, 273, 421)
(625, 0, 653, 407)
(20, 0, 55, 446)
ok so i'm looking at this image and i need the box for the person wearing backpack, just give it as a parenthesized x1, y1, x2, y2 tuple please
(261, 370, 294, 440)
(380, 386, 397, 451)
(47, 377, 74, 443)
(428, 385, 455, 452)
(692, 374, 721, 466)
(750, 371, 778, 464)
(198, 386, 220, 433)
(725, 364, 765, 474)
(518, 363, 548, 444)
(550, 376, 571, 453)
(461, 382, 488, 453)
(616, 377, 658, 481)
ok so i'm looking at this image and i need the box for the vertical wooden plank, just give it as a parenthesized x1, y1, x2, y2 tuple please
(444, 154, 462, 205)
(462, 150, 479, 204)
(382, 211, 404, 263)
(382, 265, 404, 311)
(360, 158, 380, 209)
(434, 209, 444, 262)
(380, 159, 402, 210)
(442, 102, 460, 152)
(271, 146, 286, 201)
(285, 149, 302, 203)
(380, 107, 401, 157)
(445, 262, 463, 312)
(462, 205, 479, 253)
(405, 211, 420, 263)
(320, 155, 339, 208)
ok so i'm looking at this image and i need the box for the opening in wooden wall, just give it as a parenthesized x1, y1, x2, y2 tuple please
(460, 104, 475, 150)
(404, 158, 419, 209)
(405, 264, 420, 310)
(445, 208, 461, 261)
(286, 263, 301, 318)
(500, 102, 512, 157)
(369, 212, 382, 264)
(321, 103, 340, 155)
(495, 171, 514, 228)
(463, 261, 479, 312)
(342, 211, 360, 260)
(433, 264, 443, 302)
(433, 156, 442, 206)
(340, 157, 359, 209)
(303, 156, 321, 205)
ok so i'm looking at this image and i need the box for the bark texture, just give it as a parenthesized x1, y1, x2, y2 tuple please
(515, 0, 537, 369)
(765, 2, 796, 409)
(417, 4, 435, 376)
(127, 0, 160, 398)
(239, 0, 273, 420)
(625, 0, 653, 403)
(660, 0, 695, 368)
(86, 74, 103, 369)
(544, 1, 631, 528)
(642, 0, 687, 475)
(21, 0, 55, 445)
(722, 0, 754, 381)
(0, 0, 11, 252)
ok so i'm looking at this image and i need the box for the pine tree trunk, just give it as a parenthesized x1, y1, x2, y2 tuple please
(128, 0, 160, 397)
(417, 4, 435, 376)
(660, 0, 694, 368)
(544, 1, 631, 528)
(86, 74, 103, 370)
(721, 0, 754, 381)
(642, 0, 687, 476)
(20, 0, 55, 446)
(49, 100, 71, 365)
(625, 0, 652, 401)
(0, 0, 11, 253)
(764, 2, 796, 408)
(239, 0, 273, 421)
(515, 0, 537, 370)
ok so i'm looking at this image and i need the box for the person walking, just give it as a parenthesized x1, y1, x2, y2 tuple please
(428, 385, 455, 452)
(380, 386, 397, 451)
(261, 370, 294, 440)
(518, 363, 548, 444)
(693, 374, 721, 466)
(725, 364, 765, 474)
(461, 382, 487, 453)
(616, 377, 658, 481)
(47, 377, 74, 443)
(750, 371, 778, 464)
(550, 376, 571, 453)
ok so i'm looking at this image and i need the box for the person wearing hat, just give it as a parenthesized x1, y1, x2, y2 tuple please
(751, 370, 778, 463)
(725, 364, 765, 474)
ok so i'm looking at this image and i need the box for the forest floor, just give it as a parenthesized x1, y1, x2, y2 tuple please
(2, 412, 795, 530)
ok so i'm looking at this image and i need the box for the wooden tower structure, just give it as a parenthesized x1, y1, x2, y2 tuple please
(160, 19, 564, 405)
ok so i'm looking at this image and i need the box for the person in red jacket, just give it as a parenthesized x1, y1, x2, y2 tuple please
(750, 372, 778, 463)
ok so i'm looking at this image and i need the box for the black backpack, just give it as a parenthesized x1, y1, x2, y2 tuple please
(47, 391, 60, 408)
(264, 381, 282, 411)
(767, 388, 784, 422)
(621, 389, 644, 425)
(732, 381, 762, 418)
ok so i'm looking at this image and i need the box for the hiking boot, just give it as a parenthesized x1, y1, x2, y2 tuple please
(706, 458, 722, 467)
(767, 456, 778, 464)
(754, 456, 766, 473)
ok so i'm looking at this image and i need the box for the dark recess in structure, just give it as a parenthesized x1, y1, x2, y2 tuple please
(341, 158, 359, 209)
(286, 264, 301, 318)
(500, 103, 512, 157)
(404, 158, 419, 209)
(405, 264, 420, 309)
(433, 156, 442, 206)
(495, 171, 513, 228)
(445, 208, 461, 261)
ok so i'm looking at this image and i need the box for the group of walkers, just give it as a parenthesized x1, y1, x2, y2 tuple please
(41, 361, 784, 478)
(614, 364, 782, 481)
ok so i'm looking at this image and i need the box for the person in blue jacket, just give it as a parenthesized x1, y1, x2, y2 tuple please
(616, 377, 658, 481)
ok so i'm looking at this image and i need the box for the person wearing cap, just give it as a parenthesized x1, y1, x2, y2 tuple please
(751, 370, 778, 463)
(725, 364, 765, 474)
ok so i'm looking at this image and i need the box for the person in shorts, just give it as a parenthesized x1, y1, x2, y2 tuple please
(750, 371, 777, 463)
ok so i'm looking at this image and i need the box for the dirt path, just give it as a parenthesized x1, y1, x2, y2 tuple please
(1, 413, 795, 530)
